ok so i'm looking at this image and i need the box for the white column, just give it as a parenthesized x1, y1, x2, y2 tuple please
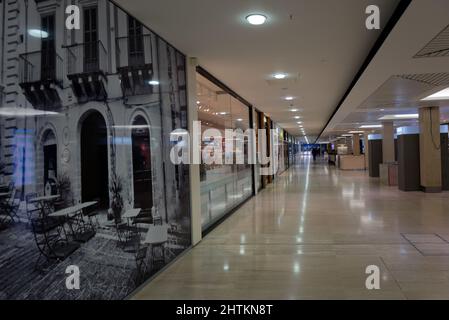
(363, 134, 370, 170)
(419, 106, 442, 193)
(251, 107, 259, 194)
(353, 134, 361, 156)
(187, 57, 202, 246)
(382, 121, 395, 163)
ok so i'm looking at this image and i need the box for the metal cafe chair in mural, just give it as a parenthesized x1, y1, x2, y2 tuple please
(113, 208, 139, 248)
(115, 219, 139, 250)
(129, 231, 150, 283)
(143, 224, 169, 269)
(0, 185, 12, 228)
(82, 201, 100, 230)
(27, 193, 68, 236)
(31, 215, 80, 270)
(26, 193, 42, 226)
(0, 184, 20, 224)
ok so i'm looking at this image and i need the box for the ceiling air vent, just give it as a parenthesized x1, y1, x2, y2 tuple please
(396, 73, 449, 87)
(414, 24, 449, 58)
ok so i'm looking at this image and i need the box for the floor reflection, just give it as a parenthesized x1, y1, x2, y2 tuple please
(135, 155, 449, 300)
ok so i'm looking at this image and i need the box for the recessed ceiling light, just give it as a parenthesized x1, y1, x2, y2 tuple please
(246, 14, 267, 25)
(294, 116, 301, 119)
(421, 87, 449, 101)
(28, 29, 49, 38)
(148, 80, 160, 85)
(219, 112, 228, 115)
(394, 114, 419, 118)
(380, 109, 385, 111)
(236, 118, 243, 122)
(290, 109, 298, 112)
(297, 122, 302, 124)
(360, 124, 382, 129)
(349, 131, 364, 134)
(274, 73, 287, 80)
(379, 114, 419, 120)
(285, 96, 294, 101)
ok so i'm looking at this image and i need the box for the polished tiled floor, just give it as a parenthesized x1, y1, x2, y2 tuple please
(134, 156, 449, 300)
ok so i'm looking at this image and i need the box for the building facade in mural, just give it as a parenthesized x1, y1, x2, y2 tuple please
(0, 0, 191, 299)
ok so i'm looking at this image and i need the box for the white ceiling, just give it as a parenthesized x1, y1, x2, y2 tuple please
(321, 0, 449, 141)
(113, 0, 400, 140)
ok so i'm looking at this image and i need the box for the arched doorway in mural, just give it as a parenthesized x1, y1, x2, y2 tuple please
(81, 111, 109, 208)
(131, 115, 153, 215)
(42, 129, 57, 195)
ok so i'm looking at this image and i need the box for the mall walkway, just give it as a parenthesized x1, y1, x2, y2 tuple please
(134, 156, 449, 300)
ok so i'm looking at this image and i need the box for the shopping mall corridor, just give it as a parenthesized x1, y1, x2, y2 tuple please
(134, 156, 449, 300)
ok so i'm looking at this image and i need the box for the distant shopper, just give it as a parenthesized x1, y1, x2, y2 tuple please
(312, 148, 318, 161)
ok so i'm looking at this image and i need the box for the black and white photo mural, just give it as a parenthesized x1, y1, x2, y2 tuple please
(0, 0, 191, 299)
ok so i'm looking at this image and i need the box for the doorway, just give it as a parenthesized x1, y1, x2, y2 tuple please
(131, 116, 153, 215)
(42, 130, 57, 195)
(81, 111, 109, 208)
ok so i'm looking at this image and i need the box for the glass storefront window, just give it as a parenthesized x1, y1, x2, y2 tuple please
(197, 73, 253, 231)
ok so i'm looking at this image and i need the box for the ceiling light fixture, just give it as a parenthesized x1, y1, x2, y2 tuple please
(349, 131, 364, 134)
(290, 109, 298, 112)
(379, 114, 419, 120)
(294, 116, 301, 119)
(246, 14, 267, 25)
(274, 73, 287, 79)
(285, 96, 294, 101)
(393, 114, 419, 118)
(148, 80, 160, 85)
(421, 87, 449, 101)
(360, 124, 382, 129)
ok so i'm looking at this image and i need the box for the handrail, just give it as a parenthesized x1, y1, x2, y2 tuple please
(19, 50, 64, 84)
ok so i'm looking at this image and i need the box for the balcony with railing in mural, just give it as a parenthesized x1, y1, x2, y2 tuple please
(64, 40, 109, 103)
(18, 50, 64, 110)
(116, 35, 154, 96)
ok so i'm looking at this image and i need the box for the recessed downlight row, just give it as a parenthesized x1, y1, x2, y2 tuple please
(246, 13, 309, 138)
